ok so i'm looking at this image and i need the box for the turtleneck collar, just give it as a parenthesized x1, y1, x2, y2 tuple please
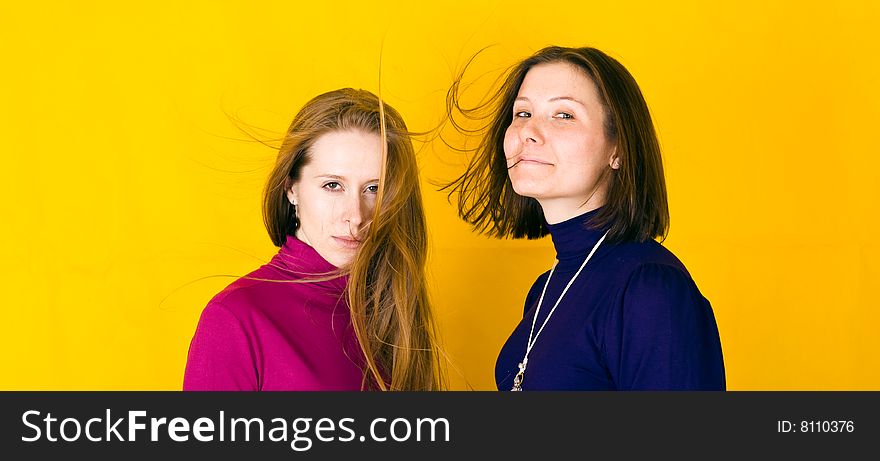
(546, 207, 608, 268)
(269, 234, 348, 292)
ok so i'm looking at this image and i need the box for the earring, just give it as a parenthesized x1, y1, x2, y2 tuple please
(611, 158, 620, 169)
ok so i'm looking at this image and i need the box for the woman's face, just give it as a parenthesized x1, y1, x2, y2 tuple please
(287, 129, 382, 267)
(503, 61, 617, 222)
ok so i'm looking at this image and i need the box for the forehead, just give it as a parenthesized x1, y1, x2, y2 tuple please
(304, 129, 383, 176)
(517, 61, 600, 102)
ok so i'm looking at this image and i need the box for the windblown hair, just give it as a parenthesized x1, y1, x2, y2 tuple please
(263, 88, 444, 390)
(444, 46, 669, 243)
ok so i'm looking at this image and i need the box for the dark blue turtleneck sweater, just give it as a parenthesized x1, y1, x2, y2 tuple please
(495, 209, 726, 390)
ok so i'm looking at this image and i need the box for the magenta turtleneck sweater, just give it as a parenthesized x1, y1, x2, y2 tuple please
(183, 235, 367, 391)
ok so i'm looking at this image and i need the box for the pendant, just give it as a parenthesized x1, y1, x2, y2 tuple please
(511, 362, 526, 391)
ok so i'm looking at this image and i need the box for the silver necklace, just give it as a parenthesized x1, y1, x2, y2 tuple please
(511, 230, 608, 391)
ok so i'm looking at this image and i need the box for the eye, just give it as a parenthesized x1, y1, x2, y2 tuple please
(513, 110, 531, 118)
(323, 181, 342, 191)
(553, 112, 574, 120)
(365, 184, 379, 194)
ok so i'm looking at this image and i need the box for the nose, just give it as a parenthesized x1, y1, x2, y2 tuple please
(519, 117, 543, 145)
(343, 192, 368, 233)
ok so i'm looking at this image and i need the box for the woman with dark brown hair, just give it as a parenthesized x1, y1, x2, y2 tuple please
(184, 88, 444, 390)
(446, 46, 725, 390)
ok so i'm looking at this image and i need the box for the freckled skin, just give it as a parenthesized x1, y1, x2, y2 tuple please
(504, 62, 618, 224)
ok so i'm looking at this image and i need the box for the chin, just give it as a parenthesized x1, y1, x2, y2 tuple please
(330, 251, 358, 268)
(510, 181, 548, 199)
(323, 255, 347, 269)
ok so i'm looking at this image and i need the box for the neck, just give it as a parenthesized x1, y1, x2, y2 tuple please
(545, 207, 607, 265)
(538, 196, 605, 225)
(294, 227, 312, 247)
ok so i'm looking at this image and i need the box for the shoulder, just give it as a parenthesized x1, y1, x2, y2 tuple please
(522, 269, 552, 312)
(206, 263, 291, 319)
(620, 262, 704, 311)
(601, 241, 710, 327)
(608, 248, 712, 335)
(604, 240, 692, 281)
(598, 247, 724, 390)
(189, 298, 254, 347)
(184, 298, 260, 391)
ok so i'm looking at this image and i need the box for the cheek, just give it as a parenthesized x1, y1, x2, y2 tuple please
(363, 196, 378, 214)
(561, 132, 605, 167)
(298, 191, 334, 228)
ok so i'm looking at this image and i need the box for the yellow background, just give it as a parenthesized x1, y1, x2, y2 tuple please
(2, 1, 877, 390)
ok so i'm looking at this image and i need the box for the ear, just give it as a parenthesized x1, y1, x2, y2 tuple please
(286, 186, 298, 206)
(609, 146, 620, 170)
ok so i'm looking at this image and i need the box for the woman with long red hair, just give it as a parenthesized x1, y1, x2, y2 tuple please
(184, 88, 444, 391)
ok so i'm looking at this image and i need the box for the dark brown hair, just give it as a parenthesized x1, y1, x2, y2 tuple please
(263, 88, 444, 390)
(445, 46, 669, 243)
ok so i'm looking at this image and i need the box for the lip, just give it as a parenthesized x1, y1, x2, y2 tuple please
(333, 236, 362, 250)
(511, 156, 554, 167)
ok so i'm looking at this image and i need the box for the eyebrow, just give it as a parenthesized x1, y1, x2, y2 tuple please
(314, 174, 380, 182)
(515, 96, 587, 107)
